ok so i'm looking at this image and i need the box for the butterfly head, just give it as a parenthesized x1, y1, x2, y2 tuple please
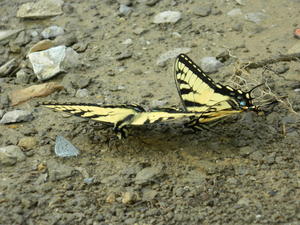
(238, 83, 264, 112)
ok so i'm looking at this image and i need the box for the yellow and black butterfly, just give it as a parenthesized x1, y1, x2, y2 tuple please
(42, 102, 200, 138)
(174, 54, 263, 129)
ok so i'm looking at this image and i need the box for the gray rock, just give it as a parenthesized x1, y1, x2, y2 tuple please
(0, 152, 17, 166)
(17, 0, 64, 19)
(47, 159, 75, 181)
(62, 47, 80, 70)
(227, 8, 242, 17)
(0, 110, 33, 124)
(75, 89, 89, 98)
(237, 197, 251, 206)
(135, 166, 162, 184)
(15, 69, 31, 84)
(0, 58, 17, 77)
(245, 12, 267, 24)
(153, 11, 181, 24)
(0, 110, 4, 119)
(193, 6, 211, 17)
(0, 29, 23, 42)
(156, 48, 191, 66)
(151, 99, 168, 108)
(116, 51, 132, 61)
(142, 188, 158, 201)
(138, 0, 160, 6)
(119, 4, 133, 16)
(200, 57, 223, 73)
(13, 31, 32, 46)
(0, 145, 26, 167)
(41, 25, 64, 39)
(53, 33, 78, 47)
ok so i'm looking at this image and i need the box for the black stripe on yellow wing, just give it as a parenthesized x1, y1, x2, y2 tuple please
(174, 54, 255, 113)
(42, 102, 198, 138)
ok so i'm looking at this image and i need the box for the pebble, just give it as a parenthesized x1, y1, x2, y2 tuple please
(0, 29, 23, 42)
(116, 51, 132, 61)
(153, 11, 181, 24)
(200, 57, 223, 73)
(119, 4, 133, 16)
(47, 159, 75, 181)
(17, 0, 64, 18)
(138, 0, 160, 6)
(122, 38, 133, 45)
(193, 6, 211, 17)
(71, 74, 91, 89)
(55, 135, 80, 157)
(151, 99, 168, 108)
(10, 82, 64, 106)
(0, 110, 33, 124)
(15, 69, 31, 84)
(245, 12, 267, 24)
(122, 191, 137, 204)
(156, 47, 191, 66)
(75, 89, 89, 98)
(18, 137, 37, 150)
(227, 8, 242, 17)
(53, 34, 78, 47)
(237, 197, 251, 206)
(294, 28, 300, 39)
(135, 166, 162, 184)
(0, 58, 17, 77)
(142, 189, 158, 201)
(41, 26, 64, 39)
(106, 193, 117, 203)
(13, 31, 32, 46)
(0, 145, 26, 167)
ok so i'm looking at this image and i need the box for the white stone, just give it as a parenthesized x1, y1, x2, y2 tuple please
(156, 48, 191, 65)
(17, 0, 64, 18)
(119, 4, 133, 16)
(200, 57, 223, 73)
(245, 12, 266, 24)
(0, 110, 33, 124)
(41, 25, 64, 39)
(28, 45, 66, 80)
(75, 89, 89, 98)
(227, 8, 242, 17)
(122, 38, 133, 45)
(153, 11, 181, 24)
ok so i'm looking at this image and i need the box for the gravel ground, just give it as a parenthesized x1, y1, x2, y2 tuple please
(1, 0, 300, 224)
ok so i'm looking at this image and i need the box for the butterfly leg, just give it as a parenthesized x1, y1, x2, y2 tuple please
(113, 125, 129, 139)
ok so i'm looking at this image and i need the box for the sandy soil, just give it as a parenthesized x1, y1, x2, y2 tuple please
(0, 0, 300, 224)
